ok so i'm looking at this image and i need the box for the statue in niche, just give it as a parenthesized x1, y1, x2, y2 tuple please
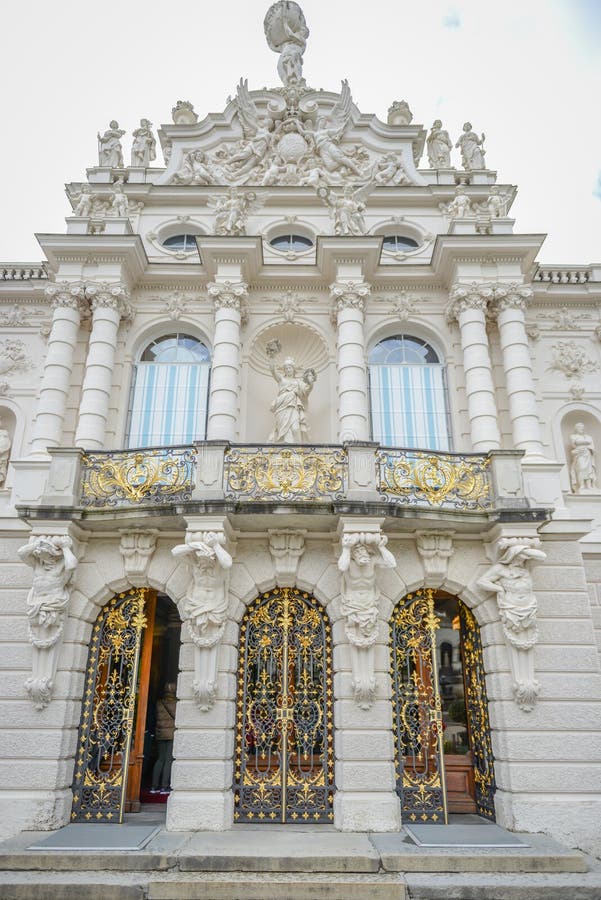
(111, 179, 129, 217)
(456, 122, 486, 170)
(130, 119, 156, 167)
(172, 532, 233, 648)
(18, 535, 78, 650)
(477, 538, 546, 651)
(172, 149, 214, 185)
(266, 339, 316, 443)
(0, 417, 11, 487)
(427, 120, 453, 168)
(264, 1, 309, 87)
(97, 121, 125, 168)
(318, 184, 369, 236)
(569, 423, 598, 493)
(338, 532, 396, 646)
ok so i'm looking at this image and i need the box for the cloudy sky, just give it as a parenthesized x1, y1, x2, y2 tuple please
(1, 0, 599, 263)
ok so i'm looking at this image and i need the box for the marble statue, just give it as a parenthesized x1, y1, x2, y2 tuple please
(319, 184, 369, 235)
(427, 120, 452, 168)
(309, 82, 363, 177)
(172, 530, 233, 710)
(485, 188, 508, 218)
(478, 537, 546, 711)
(209, 188, 258, 236)
(74, 185, 93, 217)
(97, 120, 125, 168)
(0, 417, 11, 487)
(445, 189, 474, 218)
(264, 1, 309, 87)
(569, 423, 597, 493)
(172, 149, 214, 185)
(225, 79, 273, 180)
(130, 119, 156, 167)
(456, 122, 486, 170)
(373, 153, 410, 186)
(266, 341, 316, 443)
(111, 180, 129, 217)
(338, 530, 396, 708)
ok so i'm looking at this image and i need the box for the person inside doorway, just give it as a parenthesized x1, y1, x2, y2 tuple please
(150, 683, 176, 794)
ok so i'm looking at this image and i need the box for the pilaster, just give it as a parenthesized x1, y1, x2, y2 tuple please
(331, 280, 370, 443)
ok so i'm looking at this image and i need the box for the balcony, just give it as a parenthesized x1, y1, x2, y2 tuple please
(11, 441, 541, 529)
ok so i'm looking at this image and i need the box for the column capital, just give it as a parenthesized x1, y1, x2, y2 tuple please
(207, 280, 248, 311)
(446, 281, 494, 322)
(45, 281, 88, 314)
(85, 281, 132, 318)
(491, 282, 534, 314)
(330, 280, 371, 314)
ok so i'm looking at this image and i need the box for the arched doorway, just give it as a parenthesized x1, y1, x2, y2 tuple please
(233, 587, 335, 824)
(390, 589, 496, 824)
(71, 588, 182, 822)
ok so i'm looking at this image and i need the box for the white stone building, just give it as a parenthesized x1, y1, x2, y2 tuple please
(0, 0, 600, 859)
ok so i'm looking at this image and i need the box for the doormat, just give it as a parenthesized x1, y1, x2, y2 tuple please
(27, 823, 161, 851)
(405, 823, 528, 848)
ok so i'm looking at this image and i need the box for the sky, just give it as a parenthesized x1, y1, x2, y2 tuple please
(0, 0, 599, 264)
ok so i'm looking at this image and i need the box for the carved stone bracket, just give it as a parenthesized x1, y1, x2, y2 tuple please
(415, 530, 454, 588)
(17, 533, 79, 709)
(268, 530, 306, 587)
(477, 535, 546, 711)
(171, 524, 233, 711)
(120, 529, 159, 587)
(337, 522, 396, 709)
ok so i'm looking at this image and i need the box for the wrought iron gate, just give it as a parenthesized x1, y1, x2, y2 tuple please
(390, 589, 448, 823)
(459, 603, 496, 819)
(71, 588, 148, 822)
(234, 588, 335, 823)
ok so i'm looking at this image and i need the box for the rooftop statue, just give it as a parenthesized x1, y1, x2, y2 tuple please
(426, 120, 452, 168)
(97, 120, 125, 168)
(264, 1, 309, 87)
(456, 121, 486, 171)
(130, 119, 156, 167)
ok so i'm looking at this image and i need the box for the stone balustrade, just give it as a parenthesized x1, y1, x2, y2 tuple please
(533, 266, 595, 285)
(19, 442, 532, 517)
(0, 263, 48, 280)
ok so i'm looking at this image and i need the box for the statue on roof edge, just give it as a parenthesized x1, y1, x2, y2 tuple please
(264, 1, 309, 87)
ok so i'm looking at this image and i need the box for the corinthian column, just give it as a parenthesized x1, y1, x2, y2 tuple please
(447, 283, 500, 451)
(206, 281, 246, 441)
(30, 283, 88, 457)
(330, 281, 370, 442)
(74, 283, 131, 450)
(492, 284, 543, 457)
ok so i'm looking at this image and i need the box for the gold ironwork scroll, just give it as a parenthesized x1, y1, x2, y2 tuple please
(71, 589, 148, 822)
(377, 449, 492, 510)
(459, 602, 497, 819)
(224, 446, 346, 502)
(81, 447, 196, 508)
(390, 589, 448, 823)
(234, 588, 335, 823)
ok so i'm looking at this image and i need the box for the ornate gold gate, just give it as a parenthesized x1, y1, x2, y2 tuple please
(71, 589, 147, 822)
(390, 589, 496, 823)
(234, 588, 335, 823)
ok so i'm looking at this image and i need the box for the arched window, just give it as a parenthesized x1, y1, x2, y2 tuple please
(127, 334, 210, 447)
(369, 335, 451, 450)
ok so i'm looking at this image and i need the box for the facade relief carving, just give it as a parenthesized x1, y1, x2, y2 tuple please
(172, 529, 233, 711)
(318, 184, 369, 235)
(120, 529, 159, 587)
(18, 534, 78, 709)
(478, 536, 546, 711)
(337, 528, 396, 709)
(549, 340, 599, 399)
(208, 188, 261, 236)
(415, 530, 454, 587)
(268, 529, 306, 586)
(568, 423, 598, 493)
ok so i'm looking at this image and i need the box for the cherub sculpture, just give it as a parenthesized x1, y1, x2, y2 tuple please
(318, 183, 371, 236)
(307, 81, 364, 178)
(172, 149, 214, 185)
(208, 188, 261, 236)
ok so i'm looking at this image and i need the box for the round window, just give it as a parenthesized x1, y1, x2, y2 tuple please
(269, 234, 314, 253)
(161, 234, 199, 252)
(381, 235, 419, 252)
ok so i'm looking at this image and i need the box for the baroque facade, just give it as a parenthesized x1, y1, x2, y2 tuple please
(0, 1, 600, 856)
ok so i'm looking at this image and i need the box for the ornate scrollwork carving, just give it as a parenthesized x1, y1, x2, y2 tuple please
(224, 445, 346, 501)
(81, 447, 196, 508)
(377, 449, 492, 510)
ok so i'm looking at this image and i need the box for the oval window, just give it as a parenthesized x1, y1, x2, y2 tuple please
(269, 234, 314, 253)
(382, 235, 419, 252)
(162, 234, 199, 252)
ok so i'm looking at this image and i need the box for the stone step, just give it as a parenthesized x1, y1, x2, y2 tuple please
(405, 870, 601, 900)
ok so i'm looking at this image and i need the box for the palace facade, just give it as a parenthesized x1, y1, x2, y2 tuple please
(0, 1, 600, 858)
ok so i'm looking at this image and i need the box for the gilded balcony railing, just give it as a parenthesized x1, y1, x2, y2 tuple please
(377, 448, 492, 511)
(80, 446, 196, 508)
(224, 445, 347, 502)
